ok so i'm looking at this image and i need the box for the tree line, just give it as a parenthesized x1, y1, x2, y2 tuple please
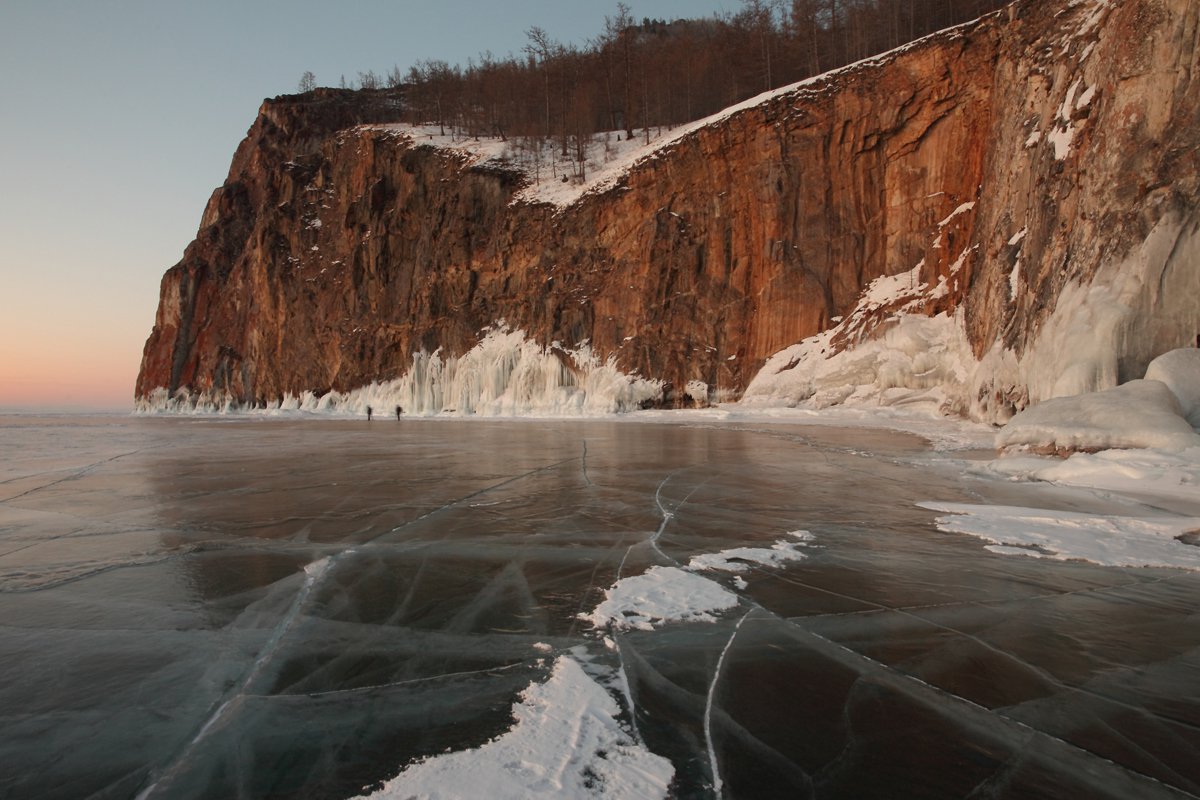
(302, 0, 1008, 176)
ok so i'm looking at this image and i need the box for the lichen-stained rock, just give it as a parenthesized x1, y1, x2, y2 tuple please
(137, 0, 1200, 416)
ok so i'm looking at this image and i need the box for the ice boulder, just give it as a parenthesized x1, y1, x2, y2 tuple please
(997, 379, 1200, 453)
(1144, 348, 1200, 428)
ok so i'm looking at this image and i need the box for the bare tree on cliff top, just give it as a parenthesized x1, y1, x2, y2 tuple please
(298, 71, 316, 93)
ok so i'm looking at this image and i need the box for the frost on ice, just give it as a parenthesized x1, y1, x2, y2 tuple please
(580, 566, 740, 631)
(355, 656, 673, 800)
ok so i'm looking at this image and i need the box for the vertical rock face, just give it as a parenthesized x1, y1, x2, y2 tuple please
(137, 0, 1199, 418)
(963, 0, 1200, 415)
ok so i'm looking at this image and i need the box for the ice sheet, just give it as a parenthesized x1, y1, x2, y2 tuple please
(3, 414, 1198, 799)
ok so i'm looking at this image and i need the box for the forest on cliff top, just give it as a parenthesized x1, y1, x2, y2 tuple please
(310, 0, 1007, 166)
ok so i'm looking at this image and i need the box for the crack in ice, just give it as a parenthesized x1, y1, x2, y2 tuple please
(0, 448, 148, 504)
(135, 556, 333, 799)
(705, 610, 752, 797)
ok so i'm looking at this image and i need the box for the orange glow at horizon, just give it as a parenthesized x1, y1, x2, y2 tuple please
(0, 353, 138, 410)
(0, 298, 147, 411)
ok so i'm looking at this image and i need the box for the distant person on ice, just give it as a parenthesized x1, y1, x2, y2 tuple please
(395, 405, 402, 420)
(366, 405, 372, 421)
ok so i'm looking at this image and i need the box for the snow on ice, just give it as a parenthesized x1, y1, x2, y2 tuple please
(580, 566, 739, 632)
(355, 656, 673, 800)
(929, 348, 1200, 572)
(687, 530, 815, 573)
(920, 502, 1200, 571)
(980, 447, 1200, 511)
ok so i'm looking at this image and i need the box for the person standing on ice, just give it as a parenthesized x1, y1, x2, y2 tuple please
(366, 405, 373, 421)
(395, 405, 402, 420)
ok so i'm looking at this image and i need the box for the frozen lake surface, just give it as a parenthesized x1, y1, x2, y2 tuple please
(2, 414, 1199, 798)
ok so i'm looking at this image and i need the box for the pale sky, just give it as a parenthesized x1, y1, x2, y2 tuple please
(0, 0, 730, 412)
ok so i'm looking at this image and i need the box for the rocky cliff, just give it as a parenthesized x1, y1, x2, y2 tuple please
(137, 0, 1199, 420)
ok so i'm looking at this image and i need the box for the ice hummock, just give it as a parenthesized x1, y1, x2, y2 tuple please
(997, 349, 1200, 453)
(1145, 348, 1200, 427)
(996, 379, 1200, 453)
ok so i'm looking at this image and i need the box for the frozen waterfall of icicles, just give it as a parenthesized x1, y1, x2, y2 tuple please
(137, 326, 664, 417)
